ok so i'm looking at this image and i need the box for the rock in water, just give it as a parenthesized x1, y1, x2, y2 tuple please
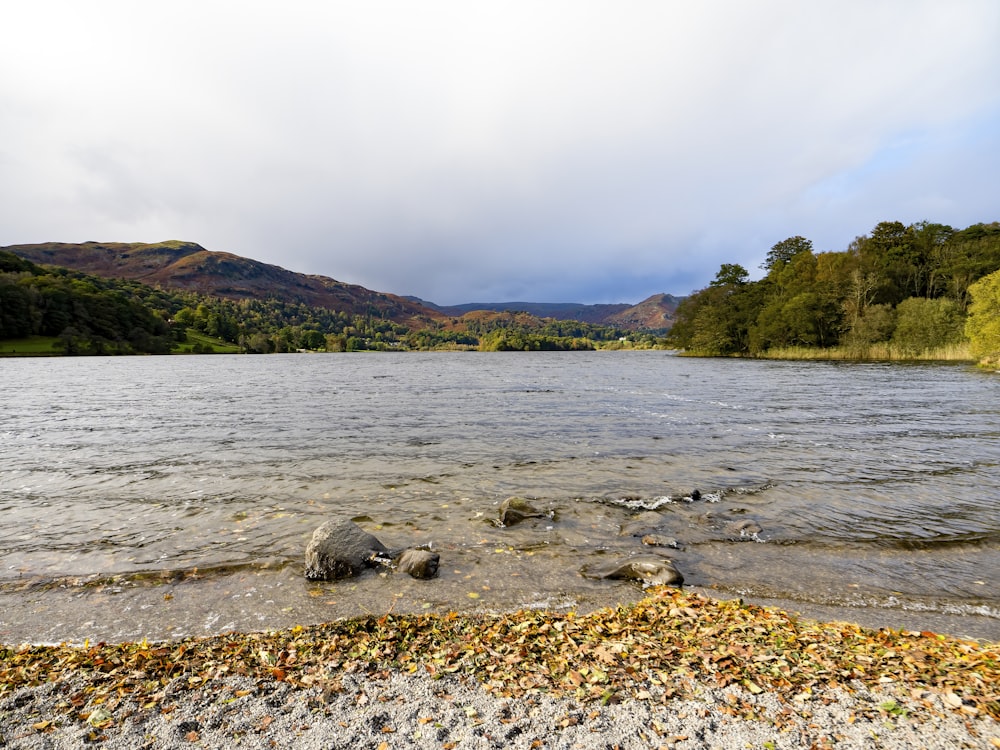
(641, 534, 681, 549)
(620, 511, 669, 538)
(498, 496, 546, 526)
(581, 555, 684, 587)
(394, 548, 440, 579)
(304, 520, 390, 581)
(727, 519, 763, 540)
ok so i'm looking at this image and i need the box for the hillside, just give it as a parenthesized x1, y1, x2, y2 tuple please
(2, 241, 446, 329)
(414, 295, 681, 331)
(4, 240, 680, 335)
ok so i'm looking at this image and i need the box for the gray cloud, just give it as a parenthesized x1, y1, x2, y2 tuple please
(2, 1, 998, 304)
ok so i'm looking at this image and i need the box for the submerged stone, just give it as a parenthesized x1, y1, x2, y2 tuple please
(498, 496, 546, 526)
(620, 511, 668, 538)
(393, 548, 440, 579)
(581, 555, 684, 587)
(641, 533, 681, 549)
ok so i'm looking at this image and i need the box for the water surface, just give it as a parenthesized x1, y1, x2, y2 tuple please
(1, 352, 997, 643)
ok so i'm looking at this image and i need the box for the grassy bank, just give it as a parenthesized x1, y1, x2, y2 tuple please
(0, 330, 241, 356)
(172, 329, 241, 354)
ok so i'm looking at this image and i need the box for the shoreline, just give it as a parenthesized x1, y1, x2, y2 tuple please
(693, 587, 1000, 645)
(3, 568, 997, 648)
(2, 589, 996, 748)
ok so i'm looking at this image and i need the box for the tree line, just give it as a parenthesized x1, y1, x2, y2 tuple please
(0, 252, 175, 354)
(667, 220, 1000, 362)
(0, 251, 637, 354)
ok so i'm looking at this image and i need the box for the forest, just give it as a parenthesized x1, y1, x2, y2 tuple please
(0, 252, 633, 354)
(4, 219, 999, 361)
(666, 220, 1000, 366)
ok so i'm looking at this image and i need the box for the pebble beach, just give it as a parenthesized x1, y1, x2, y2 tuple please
(1, 589, 997, 749)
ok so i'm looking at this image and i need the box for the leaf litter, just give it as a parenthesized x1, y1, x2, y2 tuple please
(1, 587, 997, 735)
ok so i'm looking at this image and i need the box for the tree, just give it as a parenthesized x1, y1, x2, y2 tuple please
(55, 325, 87, 355)
(841, 304, 895, 354)
(761, 236, 813, 272)
(709, 263, 750, 288)
(891, 297, 964, 355)
(0, 279, 33, 338)
(860, 220, 921, 305)
(965, 269, 1000, 367)
(930, 223, 1000, 307)
(670, 264, 763, 355)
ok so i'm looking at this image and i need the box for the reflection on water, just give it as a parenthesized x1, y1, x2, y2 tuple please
(1, 352, 998, 643)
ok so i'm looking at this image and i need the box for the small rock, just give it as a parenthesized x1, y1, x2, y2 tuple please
(394, 548, 440, 579)
(620, 511, 665, 538)
(498, 497, 546, 526)
(581, 555, 683, 587)
(728, 519, 763, 539)
(641, 534, 681, 549)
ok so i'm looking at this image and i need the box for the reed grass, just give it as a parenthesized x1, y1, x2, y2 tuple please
(760, 342, 973, 362)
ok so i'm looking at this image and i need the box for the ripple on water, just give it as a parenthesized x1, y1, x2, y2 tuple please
(0, 353, 997, 642)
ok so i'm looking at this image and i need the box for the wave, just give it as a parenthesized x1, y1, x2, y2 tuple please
(0, 558, 298, 593)
(712, 584, 1000, 623)
(605, 482, 774, 511)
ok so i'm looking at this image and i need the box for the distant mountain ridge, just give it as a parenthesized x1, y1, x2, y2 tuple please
(3, 240, 680, 331)
(413, 296, 681, 331)
(2, 241, 446, 329)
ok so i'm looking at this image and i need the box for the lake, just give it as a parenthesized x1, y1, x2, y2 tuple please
(1, 351, 998, 643)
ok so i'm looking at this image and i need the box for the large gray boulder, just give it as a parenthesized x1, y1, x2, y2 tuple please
(304, 520, 390, 581)
(304, 520, 441, 581)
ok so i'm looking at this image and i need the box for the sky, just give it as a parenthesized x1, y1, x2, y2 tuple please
(2, 2, 999, 305)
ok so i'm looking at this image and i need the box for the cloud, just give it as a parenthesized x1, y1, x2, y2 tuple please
(2, 1, 998, 304)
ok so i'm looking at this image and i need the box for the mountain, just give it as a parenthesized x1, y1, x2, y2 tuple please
(604, 293, 683, 331)
(413, 295, 681, 331)
(2, 241, 446, 329)
(4, 240, 680, 332)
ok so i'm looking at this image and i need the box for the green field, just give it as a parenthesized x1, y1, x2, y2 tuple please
(0, 336, 61, 355)
(172, 329, 241, 354)
(0, 330, 241, 356)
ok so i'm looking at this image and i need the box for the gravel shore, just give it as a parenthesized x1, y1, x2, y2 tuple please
(2, 590, 997, 749)
(2, 668, 997, 749)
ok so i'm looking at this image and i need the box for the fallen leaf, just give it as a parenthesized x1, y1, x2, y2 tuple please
(943, 692, 964, 709)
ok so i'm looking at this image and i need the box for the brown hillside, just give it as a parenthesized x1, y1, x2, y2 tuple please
(607, 294, 681, 331)
(428, 297, 680, 331)
(2, 241, 446, 328)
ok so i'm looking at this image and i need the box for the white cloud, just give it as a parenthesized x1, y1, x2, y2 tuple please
(2, 1, 998, 303)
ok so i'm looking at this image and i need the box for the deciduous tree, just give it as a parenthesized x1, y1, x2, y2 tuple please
(965, 269, 1000, 367)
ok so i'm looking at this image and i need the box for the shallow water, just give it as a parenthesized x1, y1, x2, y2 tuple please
(1, 352, 998, 643)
